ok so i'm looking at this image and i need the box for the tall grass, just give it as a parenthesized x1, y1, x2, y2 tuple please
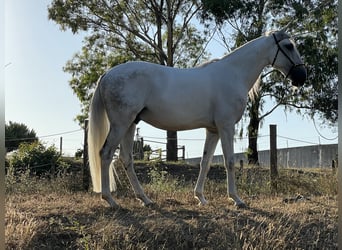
(5, 165, 84, 195)
(5, 162, 338, 249)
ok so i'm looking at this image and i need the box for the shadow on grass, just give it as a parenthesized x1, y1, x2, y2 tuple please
(22, 195, 338, 250)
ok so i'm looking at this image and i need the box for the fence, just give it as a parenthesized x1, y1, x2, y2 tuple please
(147, 146, 185, 161)
(185, 143, 338, 169)
(134, 138, 185, 161)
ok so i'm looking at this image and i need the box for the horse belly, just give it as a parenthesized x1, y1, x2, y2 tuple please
(139, 105, 213, 131)
(140, 76, 216, 130)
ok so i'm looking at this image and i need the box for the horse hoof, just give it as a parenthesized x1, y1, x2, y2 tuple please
(235, 202, 247, 209)
(102, 193, 120, 208)
(195, 194, 208, 206)
(108, 203, 121, 210)
(138, 197, 154, 207)
(144, 201, 158, 210)
(197, 199, 208, 206)
(142, 200, 155, 208)
(144, 200, 154, 206)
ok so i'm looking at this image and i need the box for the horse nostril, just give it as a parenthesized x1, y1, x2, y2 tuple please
(290, 66, 307, 86)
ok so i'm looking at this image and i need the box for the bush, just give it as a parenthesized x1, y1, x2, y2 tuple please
(6, 141, 69, 177)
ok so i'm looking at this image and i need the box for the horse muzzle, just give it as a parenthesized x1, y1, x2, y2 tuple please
(288, 65, 307, 87)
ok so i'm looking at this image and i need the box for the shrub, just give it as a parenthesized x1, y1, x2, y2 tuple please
(7, 141, 69, 177)
(147, 163, 181, 197)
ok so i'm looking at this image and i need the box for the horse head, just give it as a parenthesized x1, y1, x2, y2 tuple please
(271, 30, 307, 87)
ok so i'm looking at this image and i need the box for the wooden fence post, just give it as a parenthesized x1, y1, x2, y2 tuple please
(270, 124, 278, 191)
(59, 136, 63, 155)
(181, 146, 185, 161)
(239, 160, 244, 171)
(83, 119, 90, 191)
(50, 160, 56, 179)
(332, 159, 336, 174)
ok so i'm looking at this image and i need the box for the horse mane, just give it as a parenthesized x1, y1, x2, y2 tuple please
(197, 31, 276, 101)
(265, 29, 291, 41)
(197, 58, 220, 67)
(265, 30, 275, 36)
(248, 75, 260, 103)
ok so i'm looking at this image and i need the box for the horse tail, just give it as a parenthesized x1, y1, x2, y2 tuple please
(88, 74, 116, 193)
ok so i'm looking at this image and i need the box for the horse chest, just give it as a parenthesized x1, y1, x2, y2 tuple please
(213, 84, 248, 119)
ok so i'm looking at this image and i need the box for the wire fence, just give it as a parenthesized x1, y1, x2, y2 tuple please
(5, 126, 338, 158)
(5, 125, 338, 187)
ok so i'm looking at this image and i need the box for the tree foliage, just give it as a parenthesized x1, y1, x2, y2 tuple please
(5, 121, 38, 152)
(283, 0, 337, 124)
(48, 0, 211, 160)
(48, 0, 209, 124)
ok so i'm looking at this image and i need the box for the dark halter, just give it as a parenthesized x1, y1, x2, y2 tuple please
(271, 33, 305, 79)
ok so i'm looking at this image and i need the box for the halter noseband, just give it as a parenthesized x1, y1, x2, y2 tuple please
(271, 33, 304, 79)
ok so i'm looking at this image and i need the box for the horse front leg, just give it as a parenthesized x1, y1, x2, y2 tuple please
(219, 124, 246, 208)
(194, 129, 219, 205)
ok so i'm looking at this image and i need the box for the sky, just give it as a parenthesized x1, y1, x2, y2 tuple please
(4, 0, 338, 158)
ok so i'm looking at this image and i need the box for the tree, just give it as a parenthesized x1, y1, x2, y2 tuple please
(279, 0, 337, 125)
(5, 121, 38, 152)
(200, 0, 337, 164)
(48, 0, 210, 161)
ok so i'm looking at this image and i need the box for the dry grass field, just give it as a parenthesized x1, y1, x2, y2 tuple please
(5, 162, 338, 249)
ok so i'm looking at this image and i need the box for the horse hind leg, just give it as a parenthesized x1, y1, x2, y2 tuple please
(100, 127, 126, 208)
(119, 124, 153, 206)
(194, 129, 219, 205)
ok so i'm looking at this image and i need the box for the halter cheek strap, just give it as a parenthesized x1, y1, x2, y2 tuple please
(271, 33, 305, 79)
(271, 36, 280, 67)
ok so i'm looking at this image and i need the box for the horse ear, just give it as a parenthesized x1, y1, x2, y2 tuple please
(275, 28, 291, 41)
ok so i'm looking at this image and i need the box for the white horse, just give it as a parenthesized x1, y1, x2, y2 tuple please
(88, 29, 306, 208)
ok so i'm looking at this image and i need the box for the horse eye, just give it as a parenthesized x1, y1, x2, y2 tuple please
(285, 43, 294, 50)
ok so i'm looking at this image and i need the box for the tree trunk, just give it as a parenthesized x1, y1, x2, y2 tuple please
(247, 98, 261, 165)
(153, 1, 178, 161)
(167, 131, 178, 161)
(247, 127, 259, 165)
(165, 1, 178, 161)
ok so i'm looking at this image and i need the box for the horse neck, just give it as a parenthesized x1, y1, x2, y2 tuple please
(216, 36, 273, 91)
